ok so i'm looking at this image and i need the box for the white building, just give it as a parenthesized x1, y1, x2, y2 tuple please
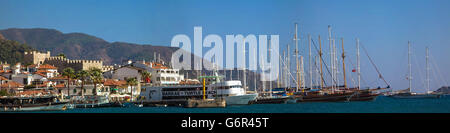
(148, 62, 184, 85)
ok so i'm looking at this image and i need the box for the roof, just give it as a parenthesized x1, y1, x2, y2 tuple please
(0, 80, 24, 88)
(0, 70, 12, 73)
(54, 84, 65, 88)
(38, 64, 57, 69)
(48, 76, 68, 80)
(16, 90, 45, 95)
(29, 64, 57, 69)
(151, 62, 168, 69)
(103, 79, 127, 86)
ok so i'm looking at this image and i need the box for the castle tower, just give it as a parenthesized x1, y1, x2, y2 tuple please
(24, 51, 51, 65)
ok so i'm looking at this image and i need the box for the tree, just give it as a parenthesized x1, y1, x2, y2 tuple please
(0, 89, 12, 96)
(57, 53, 66, 58)
(76, 70, 89, 96)
(126, 77, 138, 102)
(88, 67, 103, 96)
(0, 39, 34, 65)
(62, 67, 76, 97)
(141, 71, 152, 83)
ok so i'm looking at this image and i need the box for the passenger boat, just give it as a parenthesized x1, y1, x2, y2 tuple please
(71, 95, 111, 108)
(0, 96, 69, 112)
(139, 71, 257, 106)
(1, 102, 68, 112)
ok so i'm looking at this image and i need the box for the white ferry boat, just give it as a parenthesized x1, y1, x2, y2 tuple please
(139, 70, 257, 105)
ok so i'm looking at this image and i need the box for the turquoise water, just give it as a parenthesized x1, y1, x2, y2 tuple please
(21, 96, 450, 113)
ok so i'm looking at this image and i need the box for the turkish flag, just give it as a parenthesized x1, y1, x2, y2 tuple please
(352, 69, 356, 72)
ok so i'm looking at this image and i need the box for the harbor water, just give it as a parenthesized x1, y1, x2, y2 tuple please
(12, 96, 450, 113)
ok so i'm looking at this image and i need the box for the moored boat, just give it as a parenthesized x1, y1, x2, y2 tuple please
(184, 98, 226, 108)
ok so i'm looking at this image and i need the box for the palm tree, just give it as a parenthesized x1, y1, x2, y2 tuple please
(76, 70, 89, 96)
(62, 67, 75, 97)
(88, 67, 103, 96)
(141, 71, 152, 84)
(126, 77, 138, 102)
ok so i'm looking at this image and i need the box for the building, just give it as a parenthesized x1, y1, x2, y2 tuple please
(23, 51, 51, 65)
(0, 80, 24, 94)
(0, 62, 10, 71)
(27, 64, 58, 78)
(148, 62, 184, 85)
(23, 51, 105, 72)
(112, 66, 145, 81)
(44, 56, 103, 72)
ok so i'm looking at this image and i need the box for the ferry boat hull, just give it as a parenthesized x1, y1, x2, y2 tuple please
(184, 99, 226, 108)
(224, 93, 258, 105)
(1, 103, 68, 112)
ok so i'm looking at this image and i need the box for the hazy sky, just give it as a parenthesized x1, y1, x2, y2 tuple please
(1, 0, 449, 92)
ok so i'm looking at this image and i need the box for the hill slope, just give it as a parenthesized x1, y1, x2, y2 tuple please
(0, 38, 34, 65)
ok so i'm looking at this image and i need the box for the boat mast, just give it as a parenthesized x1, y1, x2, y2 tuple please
(341, 38, 347, 88)
(287, 44, 291, 88)
(328, 25, 333, 92)
(254, 47, 257, 92)
(295, 23, 300, 92)
(357, 38, 361, 90)
(319, 35, 324, 89)
(426, 47, 430, 94)
(269, 38, 272, 91)
(282, 50, 286, 88)
(333, 38, 339, 90)
(261, 54, 266, 94)
(243, 38, 247, 93)
(408, 41, 412, 92)
(309, 34, 313, 89)
(300, 56, 305, 89)
(315, 56, 320, 88)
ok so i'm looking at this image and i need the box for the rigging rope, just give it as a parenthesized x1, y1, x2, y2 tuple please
(360, 43, 390, 87)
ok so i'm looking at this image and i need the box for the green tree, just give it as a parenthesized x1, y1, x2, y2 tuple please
(62, 67, 76, 97)
(0, 89, 12, 96)
(141, 71, 151, 83)
(76, 70, 89, 96)
(88, 67, 103, 96)
(126, 77, 138, 102)
(0, 39, 34, 65)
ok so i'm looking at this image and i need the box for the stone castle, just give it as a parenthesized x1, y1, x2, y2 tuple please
(24, 51, 114, 72)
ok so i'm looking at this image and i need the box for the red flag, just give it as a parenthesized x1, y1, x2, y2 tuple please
(352, 69, 356, 72)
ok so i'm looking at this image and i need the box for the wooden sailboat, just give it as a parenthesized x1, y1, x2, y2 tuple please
(390, 42, 440, 99)
(295, 26, 355, 102)
(346, 38, 384, 101)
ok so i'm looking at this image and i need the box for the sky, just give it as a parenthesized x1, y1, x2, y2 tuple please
(1, 0, 449, 92)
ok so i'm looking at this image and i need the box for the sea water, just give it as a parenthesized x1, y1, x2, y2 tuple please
(16, 96, 450, 113)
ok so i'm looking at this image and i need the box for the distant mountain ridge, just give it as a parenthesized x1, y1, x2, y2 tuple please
(0, 28, 176, 65)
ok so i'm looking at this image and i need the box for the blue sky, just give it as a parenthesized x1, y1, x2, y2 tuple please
(1, 0, 449, 92)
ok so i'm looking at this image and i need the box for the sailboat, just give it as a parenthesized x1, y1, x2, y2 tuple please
(390, 42, 441, 99)
(295, 26, 356, 103)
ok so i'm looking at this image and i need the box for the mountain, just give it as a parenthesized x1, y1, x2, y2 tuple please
(0, 28, 176, 65)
